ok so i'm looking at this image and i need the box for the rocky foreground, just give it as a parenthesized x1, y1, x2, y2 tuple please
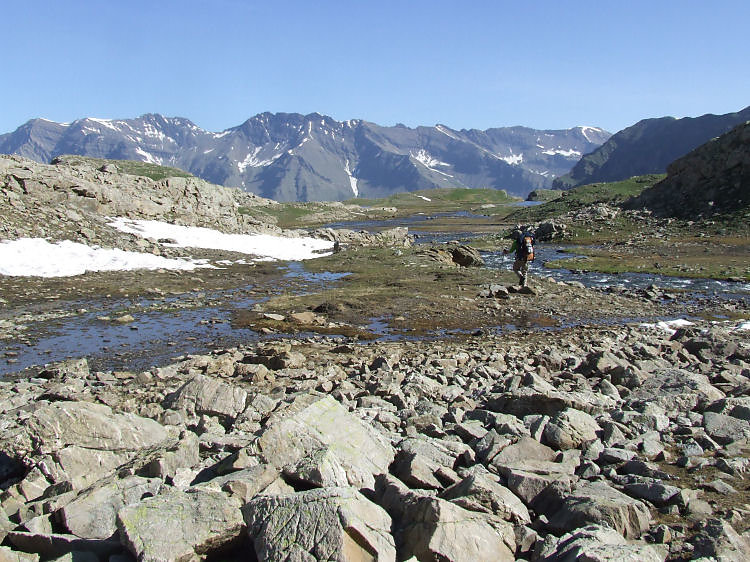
(1, 319, 749, 561)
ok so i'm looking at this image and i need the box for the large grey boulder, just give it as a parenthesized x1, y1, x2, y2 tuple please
(545, 481, 651, 539)
(163, 374, 248, 422)
(254, 394, 395, 489)
(690, 518, 750, 560)
(537, 524, 665, 561)
(440, 470, 531, 524)
(543, 408, 602, 450)
(702, 411, 750, 445)
(58, 476, 162, 540)
(5, 532, 120, 561)
(19, 401, 171, 489)
(117, 489, 244, 562)
(376, 475, 515, 561)
(0, 545, 39, 561)
(626, 368, 724, 412)
(243, 487, 396, 561)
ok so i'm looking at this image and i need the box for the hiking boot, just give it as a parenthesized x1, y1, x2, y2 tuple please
(519, 275, 527, 287)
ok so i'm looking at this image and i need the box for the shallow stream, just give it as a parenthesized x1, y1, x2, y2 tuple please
(2, 214, 747, 377)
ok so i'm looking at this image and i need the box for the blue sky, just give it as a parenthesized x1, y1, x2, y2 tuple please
(3, 0, 749, 135)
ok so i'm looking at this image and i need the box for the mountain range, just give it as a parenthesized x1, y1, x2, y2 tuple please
(553, 105, 750, 189)
(0, 113, 610, 202)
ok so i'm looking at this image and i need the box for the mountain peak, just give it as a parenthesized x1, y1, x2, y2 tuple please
(0, 114, 611, 202)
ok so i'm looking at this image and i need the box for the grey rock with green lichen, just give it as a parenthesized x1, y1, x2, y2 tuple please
(117, 488, 243, 562)
(243, 487, 396, 561)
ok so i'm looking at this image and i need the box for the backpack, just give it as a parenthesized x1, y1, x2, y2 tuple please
(518, 232, 535, 261)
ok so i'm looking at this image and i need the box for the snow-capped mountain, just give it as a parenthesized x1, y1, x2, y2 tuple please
(0, 113, 610, 201)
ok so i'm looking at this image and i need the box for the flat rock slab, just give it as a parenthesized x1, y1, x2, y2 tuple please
(20, 401, 170, 489)
(256, 394, 395, 489)
(6, 532, 121, 560)
(627, 368, 724, 411)
(243, 487, 396, 561)
(117, 489, 243, 562)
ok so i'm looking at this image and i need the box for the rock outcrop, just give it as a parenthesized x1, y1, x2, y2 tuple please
(625, 121, 750, 218)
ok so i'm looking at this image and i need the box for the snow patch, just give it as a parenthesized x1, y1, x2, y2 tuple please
(579, 126, 604, 142)
(108, 218, 334, 261)
(344, 160, 359, 197)
(0, 238, 211, 278)
(237, 147, 282, 171)
(499, 152, 523, 166)
(436, 125, 460, 140)
(640, 318, 694, 335)
(410, 149, 449, 168)
(87, 118, 120, 132)
(542, 148, 581, 158)
(416, 195, 432, 201)
(135, 147, 162, 165)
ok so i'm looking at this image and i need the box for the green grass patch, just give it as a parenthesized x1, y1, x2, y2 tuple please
(346, 187, 520, 214)
(53, 155, 193, 181)
(506, 174, 666, 223)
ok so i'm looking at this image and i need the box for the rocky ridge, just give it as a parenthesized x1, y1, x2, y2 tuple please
(554, 105, 750, 189)
(1, 320, 749, 560)
(626, 121, 750, 219)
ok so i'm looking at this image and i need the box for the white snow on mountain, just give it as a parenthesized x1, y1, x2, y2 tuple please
(410, 150, 453, 178)
(87, 118, 120, 132)
(410, 149, 449, 168)
(344, 160, 359, 197)
(498, 152, 523, 165)
(579, 126, 604, 142)
(541, 148, 582, 158)
(237, 147, 283, 172)
(135, 147, 162, 165)
(436, 125, 461, 140)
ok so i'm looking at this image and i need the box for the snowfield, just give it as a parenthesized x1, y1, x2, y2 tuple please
(0, 218, 334, 277)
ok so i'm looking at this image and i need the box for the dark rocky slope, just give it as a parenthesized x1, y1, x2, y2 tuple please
(625, 121, 750, 219)
(554, 106, 750, 189)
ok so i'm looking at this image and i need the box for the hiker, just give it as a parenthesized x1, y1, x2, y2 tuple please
(503, 229, 535, 287)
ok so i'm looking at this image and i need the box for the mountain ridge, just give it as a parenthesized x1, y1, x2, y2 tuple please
(553, 105, 750, 189)
(0, 113, 609, 202)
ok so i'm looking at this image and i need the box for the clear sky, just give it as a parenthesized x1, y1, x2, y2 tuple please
(3, 0, 749, 135)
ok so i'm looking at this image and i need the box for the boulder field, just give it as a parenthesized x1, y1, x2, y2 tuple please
(1, 320, 749, 560)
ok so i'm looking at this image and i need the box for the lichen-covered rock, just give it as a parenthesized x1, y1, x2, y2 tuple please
(537, 524, 666, 561)
(255, 394, 395, 489)
(543, 408, 602, 450)
(117, 489, 244, 562)
(243, 487, 396, 561)
(58, 476, 162, 540)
